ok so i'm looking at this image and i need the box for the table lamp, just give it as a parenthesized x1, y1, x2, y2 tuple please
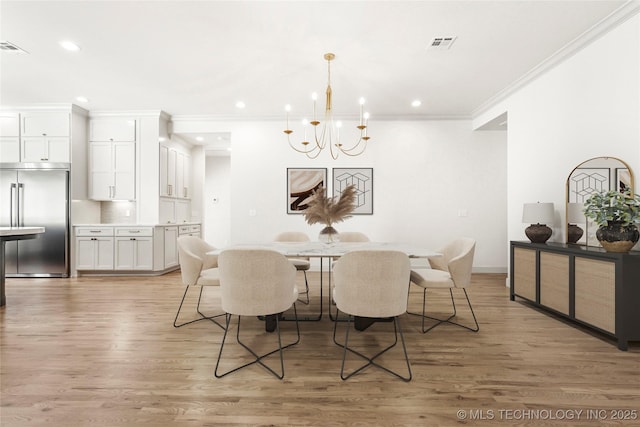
(567, 202, 585, 244)
(522, 202, 554, 243)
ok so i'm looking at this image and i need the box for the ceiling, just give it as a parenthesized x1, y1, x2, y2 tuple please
(0, 0, 630, 149)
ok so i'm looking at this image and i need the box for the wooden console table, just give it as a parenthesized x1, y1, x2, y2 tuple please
(510, 241, 640, 350)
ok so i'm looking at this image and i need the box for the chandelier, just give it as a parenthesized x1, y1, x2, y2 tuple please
(284, 53, 370, 159)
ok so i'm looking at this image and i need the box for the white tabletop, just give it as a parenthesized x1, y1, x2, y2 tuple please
(211, 241, 439, 258)
(0, 227, 45, 237)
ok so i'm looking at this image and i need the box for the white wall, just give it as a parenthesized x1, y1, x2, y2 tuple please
(204, 155, 231, 247)
(479, 13, 639, 256)
(204, 119, 508, 272)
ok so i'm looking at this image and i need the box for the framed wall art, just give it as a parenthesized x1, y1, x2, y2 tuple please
(332, 167, 373, 215)
(287, 168, 327, 214)
(568, 168, 610, 203)
(616, 168, 631, 192)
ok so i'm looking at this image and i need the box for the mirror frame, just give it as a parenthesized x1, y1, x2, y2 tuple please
(565, 156, 634, 244)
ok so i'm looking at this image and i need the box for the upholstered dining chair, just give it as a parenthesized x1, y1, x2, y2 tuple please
(332, 250, 412, 381)
(337, 231, 370, 243)
(408, 237, 478, 334)
(274, 231, 311, 304)
(215, 248, 300, 380)
(328, 231, 370, 318)
(174, 235, 225, 330)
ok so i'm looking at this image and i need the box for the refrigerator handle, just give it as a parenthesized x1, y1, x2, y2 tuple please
(10, 183, 17, 227)
(17, 182, 24, 227)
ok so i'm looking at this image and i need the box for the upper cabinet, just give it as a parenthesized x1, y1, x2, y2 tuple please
(89, 117, 137, 201)
(0, 113, 20, 162)
(159, 142, 191, 199)
(0, 112, 72, 163)
(22, 113, 70, 137)
(90, 118, 136, 142)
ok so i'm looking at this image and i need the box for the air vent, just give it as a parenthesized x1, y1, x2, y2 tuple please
(429, 36, 456, 50)
(0, 41, 28, 54)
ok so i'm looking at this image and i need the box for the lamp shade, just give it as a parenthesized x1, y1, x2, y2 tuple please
(522, 202, 555, 225)
(567, 202, 586, 224)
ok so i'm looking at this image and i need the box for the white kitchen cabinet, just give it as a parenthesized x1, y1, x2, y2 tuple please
(19, 113, 70, 163)
(175, 199, 191, 223)
(159, 143, 190, 199)
(0, 114, 20, 161)
(0, 113, 20, 137)
(75, 227, 114, 270)
(159, 145, 176, 197)
(0, 137, 20, 163)
(179, 224, 201, 238)
(176, 151, 191, 198)
(114, 227, 153, 270)
(21, 113, 70, 137)
(89, 141, 135, 200)
(163, 226, 179, 269)
(90, 118, 136, 142)
(21, 136, 70, 162)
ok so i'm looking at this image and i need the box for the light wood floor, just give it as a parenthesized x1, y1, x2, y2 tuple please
(1, 272, 638, 427)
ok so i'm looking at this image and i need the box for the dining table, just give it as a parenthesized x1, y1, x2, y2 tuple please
(210, 241, 440, 330)
(0, 226, 45, 307)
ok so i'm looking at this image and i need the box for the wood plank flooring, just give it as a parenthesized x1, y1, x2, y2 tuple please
(1, 272, 638, 427)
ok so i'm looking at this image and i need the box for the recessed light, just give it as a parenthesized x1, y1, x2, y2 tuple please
(75, 96, 89, 103)
(411, 100, 422, 107)
(196, 136, 204, 142)
(235, 101, 246, 109)
(59, 40, 81, 51)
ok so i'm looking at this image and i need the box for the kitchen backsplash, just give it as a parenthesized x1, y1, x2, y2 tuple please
(101, 201, 137, 224)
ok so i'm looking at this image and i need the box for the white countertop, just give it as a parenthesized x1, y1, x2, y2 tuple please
(0, 227, 45, 237)
(74, 222, 201, 227)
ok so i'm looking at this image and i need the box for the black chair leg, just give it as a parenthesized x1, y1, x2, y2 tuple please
(215, 305, 300, 379)
(173, 285, 226, 330)
(297, 270, 310, 305)
(407, 286, 479, 333)
(333, 309, 412, 382)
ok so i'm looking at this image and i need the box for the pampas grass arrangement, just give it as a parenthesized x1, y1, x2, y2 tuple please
(303, 184, 356, 228)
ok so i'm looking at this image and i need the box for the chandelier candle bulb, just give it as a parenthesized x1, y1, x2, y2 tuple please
(302, 119, 308, 142)
(284, 104, 292, 134)
(312, 92, 318, 122)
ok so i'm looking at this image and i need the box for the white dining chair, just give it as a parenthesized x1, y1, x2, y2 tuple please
(174, 235, 225, 329)
(408, 237, 478, 333)
(274, 231, 311, 304)
(332, 250, 412, 381)
(215, 248, 300, 379)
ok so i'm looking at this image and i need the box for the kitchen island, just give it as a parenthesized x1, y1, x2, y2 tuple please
(0, 227, 45, 306)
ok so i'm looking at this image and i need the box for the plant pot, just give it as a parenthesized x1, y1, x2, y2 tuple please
(596, 222, 639, 253)
(319, 226, 339, 244)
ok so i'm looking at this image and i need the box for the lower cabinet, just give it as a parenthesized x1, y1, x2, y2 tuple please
(510, 241, 640, 350)
(114, 227, 154, 270)
(163, 226, 179, 269)
(74, 224, 199, 274)
(75, 227, 115, 270)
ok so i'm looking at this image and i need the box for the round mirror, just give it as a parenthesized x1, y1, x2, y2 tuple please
(566, 157, 634, 245)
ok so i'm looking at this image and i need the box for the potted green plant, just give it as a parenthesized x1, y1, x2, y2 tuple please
(583, 188, 640, 252)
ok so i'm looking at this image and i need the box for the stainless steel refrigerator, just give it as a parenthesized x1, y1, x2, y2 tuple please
(0, 163, 70, 277)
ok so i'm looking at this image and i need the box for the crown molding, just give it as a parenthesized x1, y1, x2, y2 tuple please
(89, 110, 170, 119)
(171, 113, 472, 123)
(472, 0, 640, 119)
